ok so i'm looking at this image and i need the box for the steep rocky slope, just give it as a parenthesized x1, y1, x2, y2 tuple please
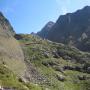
(0, 12, 26, 77)
(37, 6, 90, 52)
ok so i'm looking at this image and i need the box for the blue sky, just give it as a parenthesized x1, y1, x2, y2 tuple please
(0, 0, 90, 33)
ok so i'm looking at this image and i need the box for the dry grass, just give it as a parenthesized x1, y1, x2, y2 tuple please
(0, 30, 26, 76)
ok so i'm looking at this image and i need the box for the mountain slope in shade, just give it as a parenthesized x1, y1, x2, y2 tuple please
(37, 21, 55, 39)
(37, 6, 90, 52)
(0, 12, 26, 77)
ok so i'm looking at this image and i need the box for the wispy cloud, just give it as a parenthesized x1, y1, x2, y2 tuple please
(55, 0, 71, 14)
(61, 6, 68, 14)
(55, 0, 90, 15)
(2, 7, 14, 14)
(0, 0, 19, 15)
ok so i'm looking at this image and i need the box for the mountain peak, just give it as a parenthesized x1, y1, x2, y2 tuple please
(43, 21, 55, 30)
(46, 21, 55, 26)
(37, 21, 55, 39)
(83, 5, 90, 10)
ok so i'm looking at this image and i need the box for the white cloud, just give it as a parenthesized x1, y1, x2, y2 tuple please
(61, 6, 68, 14)
(55, 0, 71, 14)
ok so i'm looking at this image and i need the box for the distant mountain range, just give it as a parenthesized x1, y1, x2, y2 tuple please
(37, 6, 90, 52)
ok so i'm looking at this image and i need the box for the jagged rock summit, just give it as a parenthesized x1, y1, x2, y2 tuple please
(37, 21, 55, 39)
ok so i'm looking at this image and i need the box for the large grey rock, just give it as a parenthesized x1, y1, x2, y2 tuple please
(56, 74, 66, 81)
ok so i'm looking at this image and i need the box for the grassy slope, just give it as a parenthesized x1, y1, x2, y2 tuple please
(0, 26, 26, 76)
(0, 64, 44, 90)
(18, 34, 90, 90)
(0, 36, 26, 76)
(0, 14, 45, 90)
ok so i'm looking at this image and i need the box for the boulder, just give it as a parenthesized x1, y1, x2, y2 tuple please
(87, 67, 90, 73)
(56, 74, 66, 81)
(78, 75, 87, 80)
(54, 66, 64, 73)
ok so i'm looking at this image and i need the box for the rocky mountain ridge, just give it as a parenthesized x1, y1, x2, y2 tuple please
(37, 6, 90, 52)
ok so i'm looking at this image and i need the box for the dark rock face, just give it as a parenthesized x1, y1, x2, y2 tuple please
(37, 21, 55, 39)
(37, 6, 90, 52)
